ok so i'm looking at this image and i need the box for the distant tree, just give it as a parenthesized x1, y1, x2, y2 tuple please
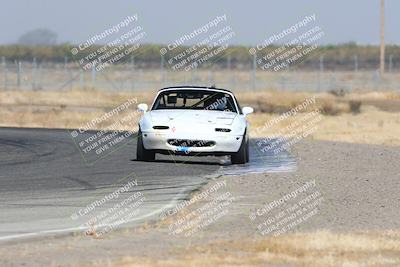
(18, 29, 58, 45)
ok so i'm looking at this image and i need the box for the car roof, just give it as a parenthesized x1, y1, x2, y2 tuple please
(158, 86, 233, 94)
(152, 85, 241, 114)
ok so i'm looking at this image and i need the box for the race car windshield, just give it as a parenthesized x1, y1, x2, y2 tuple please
(152, 90, 237, 112)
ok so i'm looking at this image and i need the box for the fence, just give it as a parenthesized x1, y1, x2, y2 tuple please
(1, 56, 399, 92)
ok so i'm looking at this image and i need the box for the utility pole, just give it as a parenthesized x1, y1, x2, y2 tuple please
(380, 0, 385, 75)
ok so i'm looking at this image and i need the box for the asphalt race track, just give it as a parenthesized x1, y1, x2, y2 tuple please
(0, 128, 295, 241)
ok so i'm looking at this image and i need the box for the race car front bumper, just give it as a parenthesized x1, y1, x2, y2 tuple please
(141, 131, 243, 154)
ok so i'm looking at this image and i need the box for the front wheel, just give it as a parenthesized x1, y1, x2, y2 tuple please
(245, 139, 250, 163)
(231, 136, 248, 164)
(136, 129, 155, 161)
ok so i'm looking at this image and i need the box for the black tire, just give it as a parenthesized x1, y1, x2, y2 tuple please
(245, 140, 250, 163)
(136, 129, 155, 161)
(231, 135, 248, 164)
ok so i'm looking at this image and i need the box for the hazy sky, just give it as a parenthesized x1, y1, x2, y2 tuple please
(1, 0, 399, 46)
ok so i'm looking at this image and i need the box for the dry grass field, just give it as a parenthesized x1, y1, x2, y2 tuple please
(1, 88, 399, 146)
(87, 230, 400, 267)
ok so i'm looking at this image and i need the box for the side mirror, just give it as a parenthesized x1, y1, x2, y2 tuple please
(138, 103, 148, 112)
(242, 106, 254, 115)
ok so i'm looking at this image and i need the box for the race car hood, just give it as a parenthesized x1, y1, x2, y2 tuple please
(148, 109, 237, 126)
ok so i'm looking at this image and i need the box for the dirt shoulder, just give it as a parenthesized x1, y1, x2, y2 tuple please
(1, 139, 399, 267)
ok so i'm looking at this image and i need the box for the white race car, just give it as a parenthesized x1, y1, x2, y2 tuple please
(136, 86, 253, 164)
